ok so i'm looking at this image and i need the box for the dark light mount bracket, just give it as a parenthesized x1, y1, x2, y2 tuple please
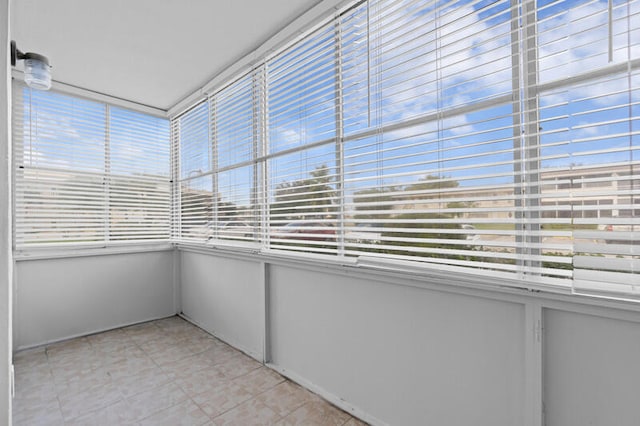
(10, 40, 50, 67)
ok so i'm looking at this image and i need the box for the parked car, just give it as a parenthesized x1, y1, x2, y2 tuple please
(191, 221, 214, 240)
(209, 221, 254, 240)
(345, 223, 382, 245)
(598, 223, 636, 244)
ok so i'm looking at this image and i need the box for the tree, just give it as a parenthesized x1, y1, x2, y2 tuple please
(403, 174, 459, 196)
(271, 165, 337, 224)
(352, 186, 398, 221)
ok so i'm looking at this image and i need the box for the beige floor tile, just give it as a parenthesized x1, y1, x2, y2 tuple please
(58, 381, 122, 421)
(13, 400, 65, 426)
(276, 401, 351, 426)
(191, 381, 254, 418)
(113, 365, 173, 398)
(139, 399, 210, 426)
(154, 315, 189, 329)
(160, 351, 220, 380)
(13, 347, 48, 367)
(214, 354, 262, 379)
(87, 327, 130, 346)
(46, 337, 92, 357)
(12, 318, 355, 426)
(48, 350, 99, 371)
(124, 321, 161, 335)
(14, 363, 55, 395)
(91, 337, 138, 357)
(106, 350, 157, 380)
(202, 344, 242, 366)
(139, 334, 187, 354)
(156, 316, 199, 329)
(174, 363, 230, 396)
(147, 343, 195, 366)
(180, 333, 221, 354)
(344, 416, 369, 425)
(14, 374, 57, 402)
(13, 387, 62, 425)
(232, 367, 285, 396)
(254, 381, 317, 418)
(50, 359, 105, 384)
(95, 342, 142, 366)
(64, 399, 139, 425)
(125, 381, 189, 421)
(212, 398, 281, 426)
(54, 367, 112, 395)
(124, 322, 166, 345)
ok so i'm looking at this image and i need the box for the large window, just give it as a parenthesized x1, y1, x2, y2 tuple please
(267, 22, 339, 254)
(173, 0, 639, 298)
(13, 84, 170, 249)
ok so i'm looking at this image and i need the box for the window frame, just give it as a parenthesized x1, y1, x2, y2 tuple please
(12, 82, 171, 254)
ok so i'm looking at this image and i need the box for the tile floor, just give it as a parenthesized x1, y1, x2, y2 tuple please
(13, 316, 367, 426)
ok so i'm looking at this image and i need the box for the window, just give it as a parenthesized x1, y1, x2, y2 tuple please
(267, 22, 339, 254)
(174, 101, 212, 242)
(171, 0, 639, 298)
(213, 73, 260, 243)
(13, 84, 170, 249)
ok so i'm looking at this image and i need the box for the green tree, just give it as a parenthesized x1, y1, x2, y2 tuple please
(271, 165, 337, 224)
(380, 212, 465, 258)
(352, 186, 398, 221)
(403, 174, 459, 195)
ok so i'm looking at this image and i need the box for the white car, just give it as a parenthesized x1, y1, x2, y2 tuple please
(217, 221, 253, 239)
(345, 223, 382, 245)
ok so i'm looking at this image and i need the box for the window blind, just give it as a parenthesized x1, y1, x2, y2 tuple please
(341, 0, 522, 276)
(536, 0, 640, 296)
(13, 83, 170, 248)
(175, 101, 212, 242)
(211, 72, 260, 243)
(171, 0, 639, 298)
(266, 21, 340, 254)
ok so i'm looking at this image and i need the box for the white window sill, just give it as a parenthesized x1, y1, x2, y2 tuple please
(13, 242, 174, 261)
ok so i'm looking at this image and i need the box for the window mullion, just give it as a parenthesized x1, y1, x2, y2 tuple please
(171, 118, 181, 243)
(521, 0, 542, 275)
(512, 0, 524, 276)
(210, 97, 218, 240)
(104, 104, 111, 247)
(252, 67, 263, 246)
(334, 15, 345, 257)
(514, 0, 542, 276)
(261, 64, 270, 249)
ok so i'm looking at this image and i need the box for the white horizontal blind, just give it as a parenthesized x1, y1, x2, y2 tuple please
(175, 101, 213, 242)
(13, 83, 170, 248)
(341, 0, 523, 275)
(172, 0, 639, 298)
(266, 21, 340, 254)
(535, 0, 640, 295)
(212, 72, 260, 243)
(108, 107, 170, 242)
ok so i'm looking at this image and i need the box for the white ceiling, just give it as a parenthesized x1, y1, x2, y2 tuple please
(11, 0, 323, 110)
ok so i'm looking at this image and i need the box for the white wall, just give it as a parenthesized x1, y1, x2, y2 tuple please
(543, 309, 640, 426)
(14, 250, 177, 350)
(269, 264, 525, 425)
(1, 0, 12, 422)
(180, 251, 264, 360)
(176, 249, 640, 426)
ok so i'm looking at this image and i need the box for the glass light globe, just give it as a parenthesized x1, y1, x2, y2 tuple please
(24, 57, 51, 91)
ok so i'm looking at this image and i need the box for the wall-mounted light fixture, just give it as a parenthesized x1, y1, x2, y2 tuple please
(10, 40, 52, 90)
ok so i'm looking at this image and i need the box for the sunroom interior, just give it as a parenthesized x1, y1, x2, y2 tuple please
(1, 0, 639, 424)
